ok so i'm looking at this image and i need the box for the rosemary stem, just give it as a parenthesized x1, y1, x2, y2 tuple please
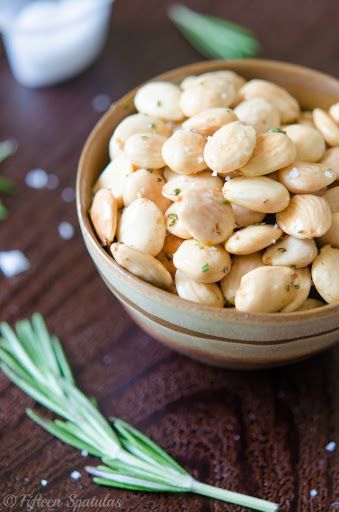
(191, 480, 279, 512)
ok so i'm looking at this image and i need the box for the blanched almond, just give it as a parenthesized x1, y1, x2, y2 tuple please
(280, 268, 312, 312)
(204, 121, 256, 174)
(90, 189, 117, 245)
(164, 202, 191, 239)
(123, 169, 170, 212)
(220, 253, 263, 305)
(117, 198, 165, 256)
(296, 298, 325, 311)
(329, 102, 339, 124)
(181, 70, 245, 93)
(162, 130, 207, 174)
(322, 186, 339, 213)
(313, 108, 339, 147)
(318, 212, 339, 248)
(276, 194, 332, 239)
(222, 176, 290, 213)
(124, 133, 166, 169)
(235, 266, 300, 313)
(234, 98, 280, 135)
(263, 236, 318, 268)
(94, 154, 134, 208)
(111, 243, 172, 289)
(157, 234, 183, 277)
(278, 162, 336, 194)
(179, 75, 236, 117)
(321, 147, 339, 179)
(175, 270, 224, 307)
(283, 124, 325, 162)
(225, 225, 282, 255)
(239, 79, 300, 123)
(182, 108, 237, 136)
(179, 186, 235, 244)
(173, 239, 231, 283)
(134, 81, 184, 121)
(241, 131, 296, 177)
(162, 171, 223, 202)
(232, 203, 265, 228)
(109, 113, 170, 159)
(312, 245, 339, 303)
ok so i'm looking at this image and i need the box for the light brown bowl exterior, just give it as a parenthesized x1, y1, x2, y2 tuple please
(77, 59, 339, 369)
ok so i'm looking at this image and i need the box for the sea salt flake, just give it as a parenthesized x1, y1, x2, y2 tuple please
(40, 479, 48, 487)
(325, 170, 334, 178)
(211, 170, 217, 177)
(70, 470, 81, 480)
(80, 449, 88, 457)
(47, 174, 59, 190)
(274, 223, 279, 229)
(61, 187, 75, 202)
(310, 489, 318, 497)
(289, 167, 299, 178)
(58, 222, 74, 240)
(25, 168, 48, 189)
(92, 94, 112, 113)
(326, 441, 336, 452)
(225, 176, 232, 182)
(0, 250, 30, 277)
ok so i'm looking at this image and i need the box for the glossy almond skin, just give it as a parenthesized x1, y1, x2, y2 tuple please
(322, 186, 339, 213)
(313, 108, 339, 147)
(241, 132, 296, 177)
(203, 121, 256, 174)
(312, 245, 339, 303)
(94, 154, 134, 208)
(175, 270, 224, 307)
(180, 186, 235, 245)
(222, 176, 290, 213)
(225, 225, 282, 255)
(182, 108, 237, 136)
(281, 268, 312, 312)
(239, 79, 300, 123)
(263, 236, 318, 268)
(276, 194, 332, 239)
(220, 252, 263, 305)
(173, 239, 231, 284)
(231, 203, 265, 228)
(162, 130, 207, 174)
(283, 124, 325, 162)
(90, 189, 118, 246)
(109, 113, 171, 158)
(124, 133, 166, 169)
(179, 75, 236, 117)
(235, 266, 300, 313)
(318, 212, 339, 248)
(164, 202, 191, 239)
(111, 243, 172, 289)
(278, 162, 336, 194)
(123, 169, 170, 213)
(162, 172, 223, 202)
(234, 98, 280, 134)
(117, 198, 166, 256)
(134, 81, 184, 121)
(321, 147, 339, 179)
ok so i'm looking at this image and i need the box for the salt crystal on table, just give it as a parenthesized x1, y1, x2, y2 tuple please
(47, 174, 59, 190)
(310, 489, 318, 497)
(40, 479, 48, 487)
(0, 250, 30, 277)
(25, 169, 48, 189)
(58, 222, 74, 240)
(70, 470, 81, 481)
(326, 441, 336, 452)
(61, 187, 75, 202)
(92, 94, 112, 113)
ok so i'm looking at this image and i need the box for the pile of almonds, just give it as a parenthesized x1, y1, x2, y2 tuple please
(89, 70, 339, 313)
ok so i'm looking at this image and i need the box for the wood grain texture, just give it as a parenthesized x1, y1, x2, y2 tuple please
(0, 1, 338, 511)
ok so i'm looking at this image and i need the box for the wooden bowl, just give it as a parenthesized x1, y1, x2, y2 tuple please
(77, 59, 339, 369)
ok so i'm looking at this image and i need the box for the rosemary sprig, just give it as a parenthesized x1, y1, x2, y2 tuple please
(168, 4, 260, 60)
(0, 139, 16, 220)
(0, 315, 278, 512)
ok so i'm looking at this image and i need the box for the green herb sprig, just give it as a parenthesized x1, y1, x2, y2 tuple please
(0, 315, 278, 512)
(168, 4, 260, 60)
(0, 139, 17, 220)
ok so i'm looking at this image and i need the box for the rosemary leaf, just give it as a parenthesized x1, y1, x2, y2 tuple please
(0, 200, 8, 220)
(168, 4, 260, 60)
(0, 176, 15, 194)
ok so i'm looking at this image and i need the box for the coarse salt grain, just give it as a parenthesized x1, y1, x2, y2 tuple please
(325, 170, 334, 178)
(225, 176, 232, 182)
(61, 187, 75, 202)
(211, 170, 218, 177)
(70, 470, 81, 480)
(40, 479, 48, 487)
(92, 94, 112, 113)
(326, 441, 336, 452)
(25, 168, 48, 189)
(58, 222, 74, 240)
(310, 489, 318, 497)
(0, 250, 30, 277)
(289, 168, 299, 178)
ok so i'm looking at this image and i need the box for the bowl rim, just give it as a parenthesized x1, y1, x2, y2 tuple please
(77, 57, 339, 323)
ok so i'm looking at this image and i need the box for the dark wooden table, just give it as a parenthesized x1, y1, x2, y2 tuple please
(0, 1, 338, 511)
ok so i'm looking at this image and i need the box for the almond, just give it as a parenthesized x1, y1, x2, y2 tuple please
(283, 124, 325, 162)
(175, 270, 224, 307)
(182, 107, 237, 136)
(312, 245, 339, 303)
(220, 253, 263, 305)
(90, 189, 117, 245)
(263, 236, 318, 268)
(278, 162, 336, 194)
(134, 81, 184, 121)
(313, 108, 339, 147)
(225, 225, 282, 255)
(162, 130, 207, 174)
